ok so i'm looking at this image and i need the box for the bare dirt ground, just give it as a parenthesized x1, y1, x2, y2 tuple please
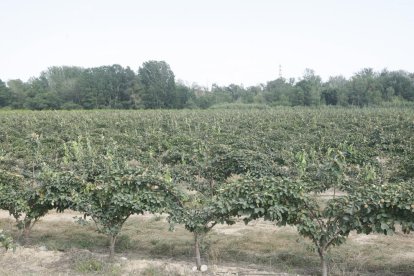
(1, 210, 413, 276)
(0, 245, 298, 276)
(0, 211, 301, 275)
(0, 246, 287, 276)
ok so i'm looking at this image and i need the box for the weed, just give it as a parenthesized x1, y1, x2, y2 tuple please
(75, 257, 104, 273)
(138, 264, 183, 276)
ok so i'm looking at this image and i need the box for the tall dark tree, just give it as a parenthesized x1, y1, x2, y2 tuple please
(294, 69, 322, 106)
(210, 84, 233, 104)
(379, 70, 414, 101)
(264, 78, 294, 106)
(321, 76, 349, 106)
(349, 68, 382, 106)
(24, 76, 57, 110)
(41, 66, 84, 107)
(173, 83, 196, 108)
(138, 60, 176, 109)
(73, 65, 135, 109)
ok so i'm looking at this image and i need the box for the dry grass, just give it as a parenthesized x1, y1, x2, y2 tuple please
(0, 210, 413, 275)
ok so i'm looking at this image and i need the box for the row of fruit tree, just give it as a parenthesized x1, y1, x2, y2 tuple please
(0, 108, 413, 275)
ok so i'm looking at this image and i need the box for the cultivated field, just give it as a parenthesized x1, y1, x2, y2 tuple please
(0, 108, 413, 275)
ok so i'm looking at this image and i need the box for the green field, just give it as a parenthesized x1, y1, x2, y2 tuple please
(1, 107, 413, 164)
(0, 108, 413, 275)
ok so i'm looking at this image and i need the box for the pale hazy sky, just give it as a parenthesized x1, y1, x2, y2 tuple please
(0, 0, 413, 86)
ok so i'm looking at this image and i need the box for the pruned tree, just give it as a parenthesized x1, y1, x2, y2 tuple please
(57, 138, 179, 259)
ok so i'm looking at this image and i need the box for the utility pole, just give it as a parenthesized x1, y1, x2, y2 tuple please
(279, 64, 283, 79)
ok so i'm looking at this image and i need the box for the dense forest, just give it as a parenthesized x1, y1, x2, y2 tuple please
(1, 60, 414, 110)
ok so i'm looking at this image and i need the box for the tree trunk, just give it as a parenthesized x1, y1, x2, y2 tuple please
(318, 248, 328, 276)
(22, 219, 33, 243)
(109, 235, 117, 260)
(194, 232, 202, 271)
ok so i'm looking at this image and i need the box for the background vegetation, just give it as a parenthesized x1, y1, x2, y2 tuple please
(1, 61, 414, 110)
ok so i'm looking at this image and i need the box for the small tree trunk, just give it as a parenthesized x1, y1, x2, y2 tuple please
(318, 248, 328, 276)
(194, 232, 202, 271)
(23, 219, 33, 242)
(109, 234, 117, 260)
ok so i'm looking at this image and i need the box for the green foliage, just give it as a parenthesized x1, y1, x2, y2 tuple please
(217, 176, 311, 223)
(0, 108, 413, 274)
(0, 229, 14, 250)
(0, 169, 53, 240)
(53, 138, 179, 257)
(208, 103, 270, 110)
(73, 253, 122, 275)
(2, 64, 414, 110)
(0, 171, 27, 220)
(343, 181, 414, 235)
(217, 140, 414, 275)
(0, 79, 11, 107)
(138, 60, 176, 109)
(75, 257, 105, 273)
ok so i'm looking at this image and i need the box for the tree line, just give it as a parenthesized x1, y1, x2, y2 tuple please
(1, 61, 414, 110)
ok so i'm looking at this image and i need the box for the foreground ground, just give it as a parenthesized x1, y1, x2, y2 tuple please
(0, 211, 413, 276)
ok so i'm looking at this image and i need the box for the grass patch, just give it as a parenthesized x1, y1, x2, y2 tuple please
(75, 256, 105, 273)
(137, 264, 183, 276)
(72, 252, 122, 275)
(120, 215, 194, 259)
(205, 227, 319, 274)
(29, 220, 108, 252)
(328, 234, 414, 276)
